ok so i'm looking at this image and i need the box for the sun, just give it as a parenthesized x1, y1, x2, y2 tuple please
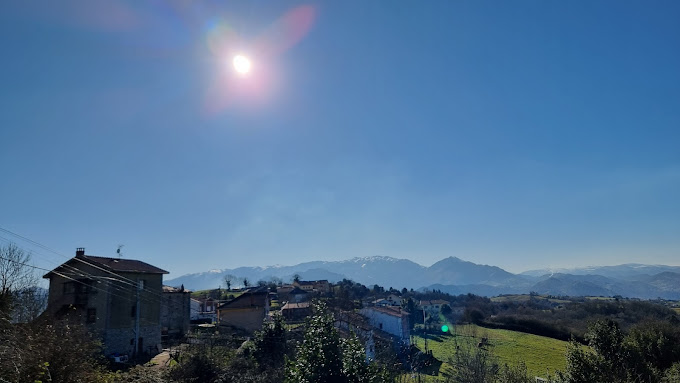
(233, 55, 251, 75)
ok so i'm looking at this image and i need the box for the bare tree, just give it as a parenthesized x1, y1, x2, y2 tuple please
(224, 274, 236, 291)
(0, 243, 38, 320)
(12, 286, 47, 323)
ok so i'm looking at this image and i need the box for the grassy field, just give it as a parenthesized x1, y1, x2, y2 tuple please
(412, 324, 568, 379)
(673, 307, 680, 315)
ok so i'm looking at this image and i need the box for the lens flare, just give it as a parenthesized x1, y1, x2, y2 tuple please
(233, 55, 251, 74)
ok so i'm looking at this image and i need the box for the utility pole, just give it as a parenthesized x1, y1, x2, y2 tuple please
(134, 279, 141, 357)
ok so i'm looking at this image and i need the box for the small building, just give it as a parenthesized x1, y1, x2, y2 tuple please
(190, 297, 218, 323)
(281, 301, 312, 321)
(385, 294, 402, 306)
(161, 285, 190, 340)
(292, 279, 331, 294)
(217, 290, 270, 332)
(43, 248, 168, 357)
(418, 299, 450, 315)
(288, 287, 309, 303)
(277, 284, 295, 295)
(359, 306, 410, 346)
(190, 298, 202, 320)
(293, 280, 315, 292)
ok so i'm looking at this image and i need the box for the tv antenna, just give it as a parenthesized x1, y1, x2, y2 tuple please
(117, 245, 124, 259)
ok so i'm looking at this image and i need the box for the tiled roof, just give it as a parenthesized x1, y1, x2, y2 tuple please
(83, 255, 168, 274)
(366, 306, 410, 318)
(43, 254, 168, 278)
(289, 287, 308, 294)
(282, 302, 312, 310)
(218, 291, 268, 309)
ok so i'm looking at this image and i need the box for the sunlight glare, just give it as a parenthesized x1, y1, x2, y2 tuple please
(233, 55, 252, 75)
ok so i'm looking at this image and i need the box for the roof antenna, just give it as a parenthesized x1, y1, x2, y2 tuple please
(117, 245, 124, 259)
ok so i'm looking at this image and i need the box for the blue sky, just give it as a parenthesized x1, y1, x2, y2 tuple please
(1, 0, 679, 277)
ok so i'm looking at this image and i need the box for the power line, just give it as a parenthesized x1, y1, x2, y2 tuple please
(0, 228, 188, 307)
(0, 235, 198, 315)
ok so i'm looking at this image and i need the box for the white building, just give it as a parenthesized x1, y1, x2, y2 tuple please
(359, 306, 410, 345)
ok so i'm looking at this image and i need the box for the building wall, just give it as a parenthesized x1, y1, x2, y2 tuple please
(219, 307, 266, 332)
(359, 308, 410, 346)
(104, 324, 162, 356)
(45, 261, 164, 357)
(161, 292, 190, 338)
(108, 272, 162, 330)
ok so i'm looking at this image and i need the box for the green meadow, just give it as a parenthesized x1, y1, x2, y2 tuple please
(412, 324, 568, 379)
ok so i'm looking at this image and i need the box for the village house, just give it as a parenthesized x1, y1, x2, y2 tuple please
(217, 289, 270, 332)
(418, 299, 450, 315)
(190, 297, 218, 323)
(161, 285, 191, 340)
(280, 301, 312, 321)
(43, 248, 168, 357)
(288, 287, 309, 303)
(292, 279, 331, 294)
(359, 306, 410, 346)
(373, 293, 402, 307)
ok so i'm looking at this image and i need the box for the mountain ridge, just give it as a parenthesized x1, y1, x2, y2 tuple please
(165, 256, 680, 299)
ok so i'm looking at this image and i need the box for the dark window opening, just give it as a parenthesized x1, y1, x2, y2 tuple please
(87, 308, 96, 323)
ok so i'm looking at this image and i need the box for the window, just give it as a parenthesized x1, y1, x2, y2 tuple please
(87, 308, 96, 323)
(131, 305, 136, 317)
(63, 282, 76, 294)
(379, 323, 383, 330)
(62, 279, 95, 294)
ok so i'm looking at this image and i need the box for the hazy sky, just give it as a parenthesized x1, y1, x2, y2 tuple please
(1, 0, 679, 277)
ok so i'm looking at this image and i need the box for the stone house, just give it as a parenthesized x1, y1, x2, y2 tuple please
(217, 289, 270, 332)
(161, 285, 190, 340)
(43, 248, 168, 357)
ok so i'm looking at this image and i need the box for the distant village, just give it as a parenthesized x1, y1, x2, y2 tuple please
(5, 245, 680, 383)
(40, 248, 459, 361)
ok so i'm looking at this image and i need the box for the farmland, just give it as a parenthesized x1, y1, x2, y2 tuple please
(412, 324, 568, 379)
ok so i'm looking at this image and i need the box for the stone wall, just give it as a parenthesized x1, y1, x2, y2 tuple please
(103, 325, 161, 357)
(161, 292, 190, 338)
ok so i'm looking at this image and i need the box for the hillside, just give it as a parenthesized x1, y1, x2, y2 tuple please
(166, 256, 680, 299)
(413, 324, 568, 379)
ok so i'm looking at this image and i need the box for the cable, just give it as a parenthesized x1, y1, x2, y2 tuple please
(0, 228, 193, 312)
(0, 237, 200, 315)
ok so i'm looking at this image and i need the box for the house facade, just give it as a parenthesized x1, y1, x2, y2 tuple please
(292, 280, 331, 294)
(43, 248, 168, 357)
(418, 299, 450, 315)
(359, 306, 410, 346)
(217, 290, 270, 332)
(161, 285, 191, 340)
(280, 301, 312, 321)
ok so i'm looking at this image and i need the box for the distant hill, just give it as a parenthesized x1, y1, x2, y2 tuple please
(165, 256, 680, 299)
(521, 264, 680, 279)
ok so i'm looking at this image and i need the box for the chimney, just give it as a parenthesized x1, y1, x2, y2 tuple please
(76, 248, 85, 258)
